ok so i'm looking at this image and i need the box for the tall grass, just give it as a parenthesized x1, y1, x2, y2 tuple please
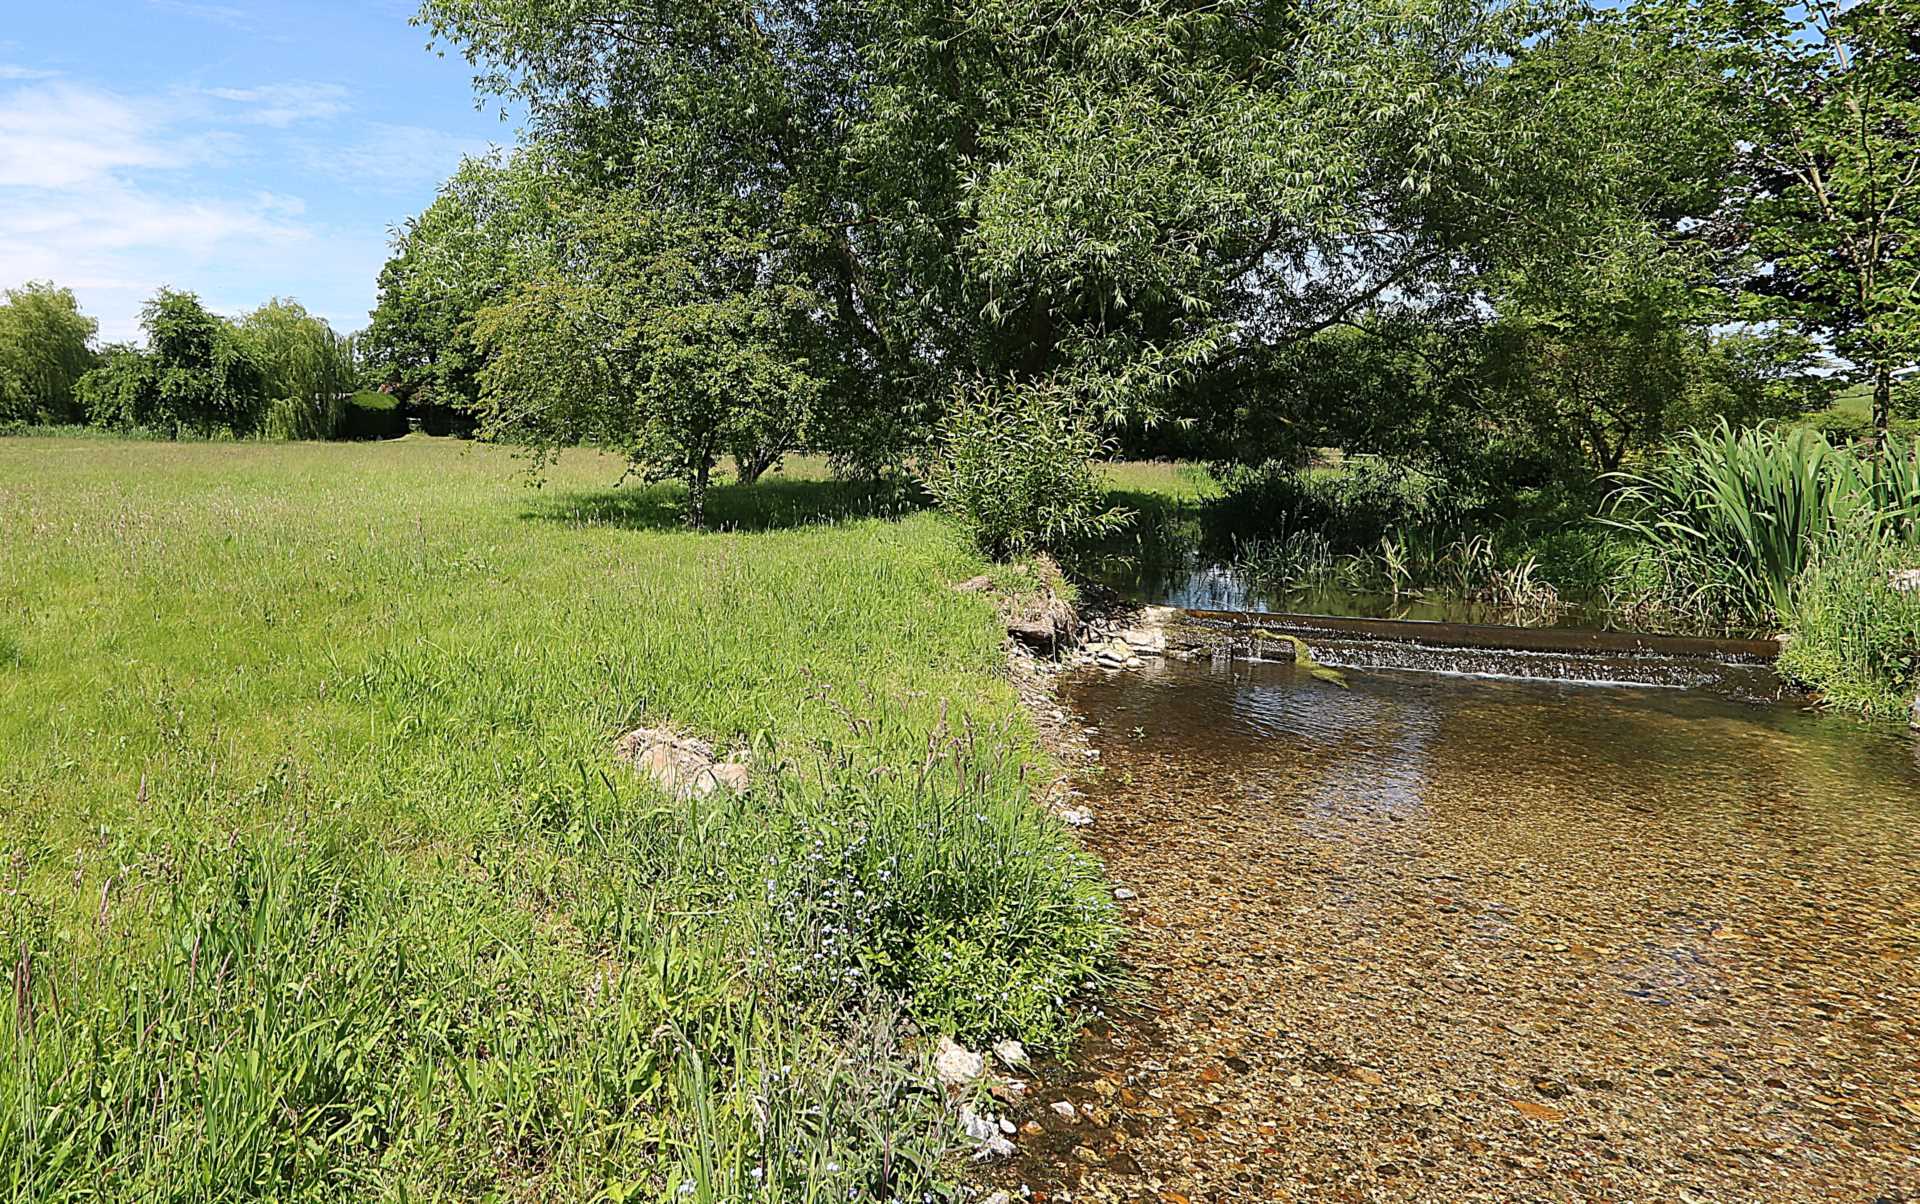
(1777, 530, 1920, 720)
(1605, 423, 1920, 625)
(0, 437, 1114, 1200)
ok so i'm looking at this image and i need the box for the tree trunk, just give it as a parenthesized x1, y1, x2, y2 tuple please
(687, 458, 711, 531)
(1872, 363, 1892, 447)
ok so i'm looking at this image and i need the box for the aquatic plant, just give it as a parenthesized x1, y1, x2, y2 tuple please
(1605, 422, 1920, 625)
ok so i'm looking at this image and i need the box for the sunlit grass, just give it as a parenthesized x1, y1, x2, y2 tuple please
(0, 435, 1113, 1201)
(1098, 459, 1219, 501)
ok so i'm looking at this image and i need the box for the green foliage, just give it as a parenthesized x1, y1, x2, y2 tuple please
(473, 196, 823, 529)
(1606, 423, 1920, 624)
(78, 290, 269, 437)
(925, 378, 1129, 559)
(1779, 531, 1920, 721)
(410, 0, 1594, 454)
(362, 155, 538, 413)
(1212, 459, 1441, 549)
(0, 437, 1114, 1200)
(243, 298, 355, 440)
(74, 342, 158, 429)
(0, 282, 97, 424)
(144, 289, 268, 436)
(338, 391, 408, 440)
(1634, 0, 1920, 435)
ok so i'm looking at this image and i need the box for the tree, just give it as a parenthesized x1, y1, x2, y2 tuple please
(139, 289, 267, 436)
(471, 194, 822, 528)
(75, 344, 158, 428)
(413, 0, 1563, 449)
(1640, 0, 1920, 438)
(241, 298, 354, 440)
(0, 281, 98, 423)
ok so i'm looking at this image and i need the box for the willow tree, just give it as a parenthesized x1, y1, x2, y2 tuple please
(0, 282, 98, 424)
(241, 299, 355, 440)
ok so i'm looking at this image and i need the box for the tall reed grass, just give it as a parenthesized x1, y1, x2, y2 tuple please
(1605, 423, 1920, 625)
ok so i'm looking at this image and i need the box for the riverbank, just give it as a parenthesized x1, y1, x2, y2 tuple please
(987, 654, 1920, 1201)
(1094, 455, 1920, 727)
(0, 436, 1115, 1199)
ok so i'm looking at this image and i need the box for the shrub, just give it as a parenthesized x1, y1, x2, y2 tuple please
(926, 377, 1129, 559)
(338, 391, 407, 440)
(1209, 457, 1441, 547)
(1779, 532, 1920, 720)
(1800, 408, 1872, 446)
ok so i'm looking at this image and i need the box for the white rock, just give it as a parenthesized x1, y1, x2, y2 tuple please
(983, 1193, 1014, 1204)
(999, 1116, 1016, 1134)
(935, 1036, 986, 1087)
(1112, 886, 1137, 901)
(1058, 808, 1094, 827)
(992, 1039, 1030, 1070)
(1050, 1099, 1077, 1119)
(615, 726, 749, 799)
(1890, 568, 1920, 592)
(960, 1106, 1016, 1160)
(959, 1104, 996, 1141)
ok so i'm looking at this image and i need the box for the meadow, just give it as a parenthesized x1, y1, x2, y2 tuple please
(0, 436, 1114, 1201)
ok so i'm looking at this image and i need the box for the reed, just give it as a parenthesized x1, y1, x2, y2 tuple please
(1605, 422, 1920, 625)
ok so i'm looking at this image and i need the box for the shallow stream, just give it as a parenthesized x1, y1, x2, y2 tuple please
(995, 654, 1920, 1200)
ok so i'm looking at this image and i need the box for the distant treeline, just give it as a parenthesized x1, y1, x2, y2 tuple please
(0, 282, 469, 441)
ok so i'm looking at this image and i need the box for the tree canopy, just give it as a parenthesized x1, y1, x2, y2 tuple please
(360, 0, 1918, 535)
(0, 281, 98, 424)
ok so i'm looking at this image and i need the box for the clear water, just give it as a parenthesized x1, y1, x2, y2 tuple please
(998, 656, 1920, 1199)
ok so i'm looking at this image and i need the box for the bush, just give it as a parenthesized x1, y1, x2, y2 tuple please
(1780, 533, 1920, 720)
(1209, 457, 1441, 547)
(1800, 408, 1872, 446)
(926, 377, 1129, 559)
(337, 391, 407, 440)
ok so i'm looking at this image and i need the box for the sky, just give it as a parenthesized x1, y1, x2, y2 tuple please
(0, 0, 517, 343)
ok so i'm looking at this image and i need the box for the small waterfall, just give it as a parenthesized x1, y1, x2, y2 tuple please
(1178, 609, 1784, 697)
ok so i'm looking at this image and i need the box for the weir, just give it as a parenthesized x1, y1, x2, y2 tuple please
(1167, 608, 1786, 695)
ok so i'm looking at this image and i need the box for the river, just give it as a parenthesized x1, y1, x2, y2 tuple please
(993, 650, 1920, 1200)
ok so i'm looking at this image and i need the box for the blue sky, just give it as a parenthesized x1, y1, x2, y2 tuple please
(0, 1, 516, 342)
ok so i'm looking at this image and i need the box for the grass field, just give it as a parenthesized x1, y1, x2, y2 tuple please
(0, 436, 1113, 1201)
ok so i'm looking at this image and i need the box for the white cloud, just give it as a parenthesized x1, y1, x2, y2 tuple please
(0, 77, 492, 341)
(204, 82, 351, 128)
(0, 80, 315, 341)
(299, 122, 499, 191)
(0, 82, 203, 189)
(0, 66, 61, 81)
